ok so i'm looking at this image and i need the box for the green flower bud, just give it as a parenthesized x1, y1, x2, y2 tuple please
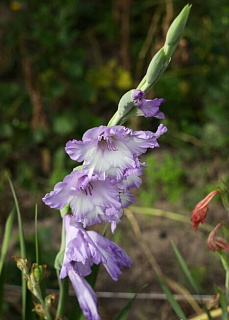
(141, 4, 191, 92)
(31, 263, 47, 283)
(117, 89, 135, 118)
(145, 48, 168, 89)
(164, 4, 191, 57)
(108, 89, 135, 126)
(45, 293, 55, 308)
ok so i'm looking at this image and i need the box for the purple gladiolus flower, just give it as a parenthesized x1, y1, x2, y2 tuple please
(132, 89, 165, 119)
(42, 169, 125, 231)
(60, 215, 132, 281)
(65, 125, 167, 181)
(68, 269, 101, 320)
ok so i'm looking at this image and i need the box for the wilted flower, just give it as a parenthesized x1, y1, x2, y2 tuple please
(191, 189, 220, 231)
(65, 125, 167, 181)
(60, 214, 132, 281)
(207, 222, 229, 252)
(132, 89, 165, 119)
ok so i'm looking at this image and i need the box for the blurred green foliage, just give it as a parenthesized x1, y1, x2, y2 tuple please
(0, 0, 229, 210)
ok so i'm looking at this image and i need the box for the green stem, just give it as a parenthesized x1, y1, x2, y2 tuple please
(226, 269, 229, 303)
(36, 288, 52, 320)
(55, 222, 69, 318)
(56, 274, 69, 318)
(107, 110, 122, 127)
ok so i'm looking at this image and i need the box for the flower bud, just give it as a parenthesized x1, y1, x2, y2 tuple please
(207, 222, 229, 252)
(45, 293, 55, 308)
(191, 189, 220, 231)
(117, 90, 135, 118)
(164, 4, 192, 57)
(13, 256, 29, 275)
(145, 48, 168, 89)
(142, 5, 191, 92)
(32, 302, 46, 319)
(31, 263, 47, 283)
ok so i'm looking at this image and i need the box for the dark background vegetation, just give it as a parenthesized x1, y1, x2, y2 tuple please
(1, 0, 229, 319)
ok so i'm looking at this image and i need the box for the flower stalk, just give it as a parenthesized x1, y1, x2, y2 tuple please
(55, 218, 69, 318)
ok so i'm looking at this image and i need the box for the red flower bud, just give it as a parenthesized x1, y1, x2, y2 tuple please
(191, 189, 219, 231)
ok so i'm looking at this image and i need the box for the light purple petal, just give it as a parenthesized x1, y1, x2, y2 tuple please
(139, 98, 165, 119)
(65, 125, 167, 182)
(60, 215, 106, 278)
(132, 89, 165, 119)
(43, 170, 123, 228)
(60, 215, 132, 281)
(132, 89, 146, 107)
(132, 89, 146, 102)
(88, 231, 132, 281)
(120, 191, 135, 208)
(155, 123, 168, 138)
(68, 269, 101, 320)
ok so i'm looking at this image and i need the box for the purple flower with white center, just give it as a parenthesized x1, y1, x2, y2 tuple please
(132, 89, 165, 119)
(68, 269, 101, 320)
(42, 169, 124, 230)
(65, 125, 167, 182)
(60, 215, 132, 281)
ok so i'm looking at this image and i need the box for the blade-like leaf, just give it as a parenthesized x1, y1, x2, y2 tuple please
(34, 204, 39, 264)
(0, 208, 15, 275)
(0, 265, 5, 319)
(68, 298, 84, 320)
(215, 285, 228, 320)
(171, 241, 199, 293)
(114, 293, 137, 320)
(155, 272, 187, 320)
(8, 176, 27, 320)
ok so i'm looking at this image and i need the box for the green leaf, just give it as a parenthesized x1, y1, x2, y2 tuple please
(0, 265, 5, 319)
(114, 293, 136, 320)
(0, 208, 15, 275)
(155, 272, 187, 320)
(171, 241, 200, 293)
(68, 298, 84, 320)
(85, 264, 100, 289)
(215, 285, 228, 320)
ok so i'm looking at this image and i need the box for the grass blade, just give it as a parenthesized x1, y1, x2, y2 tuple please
(0, 208, 15, 275)
(34, 204, 39, 264)
(114, 293, 136, 320)
(8, 177, 26, 258)
(0, 265, 5, 319)
(155, 272, 187, 320)
(8, 176, 27, 320)
(216, 286, 228, 320)
(171, 241, 200, 293)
